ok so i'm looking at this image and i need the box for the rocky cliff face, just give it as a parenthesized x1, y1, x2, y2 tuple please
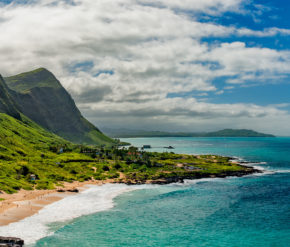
(0, 75, 20, 119)
(4, 68, 113, 145)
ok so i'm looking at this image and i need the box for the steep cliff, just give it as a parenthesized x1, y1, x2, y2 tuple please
(0, 75, 20, 119)
(4, 68, 113, 145)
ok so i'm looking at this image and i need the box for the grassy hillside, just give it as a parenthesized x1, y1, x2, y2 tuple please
(5, 68, 115, 146)
(0, 113, 70, 193)
(4, 68, 61, 93)
(0, 113, 111, 194)
(0, 113, 257, 194)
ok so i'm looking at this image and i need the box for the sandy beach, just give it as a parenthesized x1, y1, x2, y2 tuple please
(0, 179, 116, 227)
(0, 162, 259, 228)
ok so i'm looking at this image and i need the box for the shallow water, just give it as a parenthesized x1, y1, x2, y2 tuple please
(2, 137, 290, 247)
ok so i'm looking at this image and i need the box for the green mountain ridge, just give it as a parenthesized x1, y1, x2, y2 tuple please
(103, 128, 275, 138)
(5, 68, 62, 93)
(0, 75, 20, 119)
(3, 68, 113, 145)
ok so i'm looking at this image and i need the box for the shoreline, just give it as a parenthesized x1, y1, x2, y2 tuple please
(0, 161, 264, 245)
(0, 179, 117, 227)
(0, 160, 262, 228)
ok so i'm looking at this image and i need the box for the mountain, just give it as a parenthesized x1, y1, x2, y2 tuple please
(102, 128, 275, 138)
(0, 112, 68, 160)
(0, 75, 20, 119)
(0, 112, 68, 193)
(201, 129, 274, 137)
(4, 68, 114, 145)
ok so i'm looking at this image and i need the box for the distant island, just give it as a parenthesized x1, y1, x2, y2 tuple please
(103, 128, 275, 138)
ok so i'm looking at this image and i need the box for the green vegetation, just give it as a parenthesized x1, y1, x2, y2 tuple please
(0, 68, 258, 195)
(3, 68, 115, 145)
(0, 75, 20, 119)
(104, 128, 275, 138)
(4, 68, 61, 93)
(0, 113, 255, 194)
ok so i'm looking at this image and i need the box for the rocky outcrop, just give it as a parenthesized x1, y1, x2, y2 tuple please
(0, 237, 24, 247)
(125, 165, 261, 185)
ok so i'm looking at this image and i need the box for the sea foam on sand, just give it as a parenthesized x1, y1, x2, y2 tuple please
(0, 184, 143, 245)
(1, 163, 287, 245)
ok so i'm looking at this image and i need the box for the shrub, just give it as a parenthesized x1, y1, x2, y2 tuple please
(102, 165, 110, 171)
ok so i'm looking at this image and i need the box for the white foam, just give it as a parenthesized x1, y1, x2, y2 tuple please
(0, 164, 288, 245)
(275, 169, 290, 173)
(0, 184, 146, 245)
(182, 177, 224, 185)
(246, 166, 290, 177)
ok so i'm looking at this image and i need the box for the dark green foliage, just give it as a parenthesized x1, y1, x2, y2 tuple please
(0, 113, 252, 194)
(4, 68, 114, 145)
(102, 165, 110, 171)
(0, 75, 20, 119)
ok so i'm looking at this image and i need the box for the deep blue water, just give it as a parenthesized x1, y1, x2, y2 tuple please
(34, 137, 290, 247)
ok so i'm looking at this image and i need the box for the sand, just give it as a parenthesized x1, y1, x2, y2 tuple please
(0, 179, 116, 226)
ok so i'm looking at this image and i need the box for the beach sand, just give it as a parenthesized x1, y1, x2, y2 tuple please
(0, 179, 116, 226)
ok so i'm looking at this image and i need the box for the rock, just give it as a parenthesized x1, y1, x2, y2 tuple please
(67, 188, 79, 193)
(0, 237, 24, 247)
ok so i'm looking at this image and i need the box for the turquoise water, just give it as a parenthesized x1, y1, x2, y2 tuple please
(34, 137, 290, 247)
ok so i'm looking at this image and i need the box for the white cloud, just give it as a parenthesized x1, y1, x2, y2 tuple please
(237, 27, 290, 37)
(0, 0, 290, 135)
(203, 42, 290, 84)
(138, 0, 244, 14)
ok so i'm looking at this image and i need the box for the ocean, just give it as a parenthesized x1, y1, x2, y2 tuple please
(1, 137, 290, 246)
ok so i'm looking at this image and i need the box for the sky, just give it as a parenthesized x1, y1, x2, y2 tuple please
(0, 0, 290, 135)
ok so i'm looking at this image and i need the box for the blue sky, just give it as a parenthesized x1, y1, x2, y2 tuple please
(172, 0, 290, 110)
(207, 0, 290, 109)
(0, 0, 290, 135)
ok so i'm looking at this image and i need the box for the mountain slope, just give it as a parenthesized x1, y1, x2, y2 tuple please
(0, 112, 70, 193)
(0, 75, 20, 119)
(0, 113, 68, 159)
(0, 113, 88, 194)
(5, 68, 114, 145)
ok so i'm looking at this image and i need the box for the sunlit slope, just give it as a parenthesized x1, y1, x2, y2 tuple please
(0, 113, 72, 193)
(0, 113, 68, 160)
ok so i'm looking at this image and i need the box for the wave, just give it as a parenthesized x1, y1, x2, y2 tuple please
(0, 163, 288, 245)
(181, 178, 224, 185)
(0, 184, 149, 246)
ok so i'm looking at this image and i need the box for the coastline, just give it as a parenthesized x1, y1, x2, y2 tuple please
(0, 159, 261, 228)
(0, 162, 263, 245)
(0, 183, 138, 246)
(0, 179, 117, 227)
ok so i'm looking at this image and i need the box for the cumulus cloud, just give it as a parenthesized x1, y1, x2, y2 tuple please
(203, 42, 290, 84)
(0, 0, 290, 135)
(138, 0, 244, 14)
